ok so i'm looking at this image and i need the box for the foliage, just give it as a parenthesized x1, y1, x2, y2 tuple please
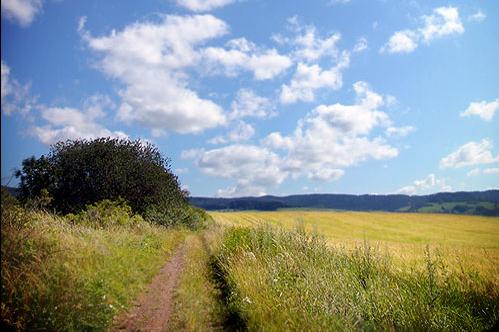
(144, 204, 212, 229)
(1, 186, 19, 209)
(65, 199, 143, 228)
(15, 138, 188, 220)
(215, 226, 499, 331)
(0, 201, 186, 331)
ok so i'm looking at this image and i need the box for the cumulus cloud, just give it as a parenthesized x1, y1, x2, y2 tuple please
(273, 81, 397, 179)
(381, 6, 464, 54)
(32, 95, 127, 145)
(1, 0, 42, 27)
(419, 6, 464, 43)
(280, 51, 350, 104)
(466, 168, 481, 177)
(176, 0, 235, 12)
(439, 139, 499, 169)
(202, 38, 292, 80)
(460, 99, 499, 121)
(385, 125, 415, 137)
(1, 60, 38, 115)
(183, 144, 287, 197)
(229, 89, 275, 120)
(397, 174, 451, 195)
(185, 82, 407, 195)
(273, 17, 342, 63)
(82, 14, 228, 135)
(483, 167, 499, 175)
(468, 10, 486, 23)
(353, 37, 368, 53)
(381, 30, 418, 54)
(208, 121, 255, 144)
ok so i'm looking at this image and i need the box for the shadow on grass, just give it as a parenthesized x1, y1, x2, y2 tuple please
(199, 233, 246, 332)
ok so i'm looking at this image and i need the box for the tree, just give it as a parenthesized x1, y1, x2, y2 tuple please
(16, 138, 187, 219)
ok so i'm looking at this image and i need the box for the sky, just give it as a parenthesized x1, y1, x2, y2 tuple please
(1, 0, 498, 197)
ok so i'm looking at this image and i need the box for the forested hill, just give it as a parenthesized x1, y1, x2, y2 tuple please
(190, 190, 499, 216)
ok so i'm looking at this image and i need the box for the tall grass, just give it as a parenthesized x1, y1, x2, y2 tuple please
(170, 226, 227, 331)
(216, 225, 499, 331)
(1, 202, 186, 330)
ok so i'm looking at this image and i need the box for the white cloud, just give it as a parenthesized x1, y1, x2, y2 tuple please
(483, 167, 499, 175)
(381, 6, 464, 54)
(397, 173, 451, 195)
(460, 99, 499, 121)
(176, 168, 189, 174)
(381, 30, 418, 54)
(385, 125, 415, 137)
(186, 82, 406, 194)
(274, 81, 398, 179)
(280, 51, 350, 104)
(468, 10, 486, 23)
(184, 144, 287, 197)
(466, 168, 481, 177)
(440, 139, 499, 169)
(353, 37, 368, 53)
(202, 38, 292, 80)
(274, 17, 342, 63)
(419, 6, 464, 43)
(308, 168, 344, 181)
(176, 0, 235, 12)
(32, 95, 127, 145)
(1, 60, 37, 115)
(262, 132, 294, 150)
(208, 121, 255, 144)
(1, 0, 42, 27)
(229, 89, 275, 120)
(83, 14, 228, 135)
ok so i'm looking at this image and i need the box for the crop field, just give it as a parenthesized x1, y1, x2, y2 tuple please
(209, 211, 499, 330)
(211, 210, 499, 280)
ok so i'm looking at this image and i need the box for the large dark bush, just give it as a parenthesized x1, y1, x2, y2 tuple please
(16, 138, 190, 225)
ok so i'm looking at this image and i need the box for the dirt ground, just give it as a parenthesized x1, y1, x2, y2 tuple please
(110, 244, 186, 332)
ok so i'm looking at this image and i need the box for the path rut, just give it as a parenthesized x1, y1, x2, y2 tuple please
(111, 243, 185, 332)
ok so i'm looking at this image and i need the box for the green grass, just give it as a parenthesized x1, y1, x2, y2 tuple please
(170, 226, 227, 331)
(1, 204, 187, 331)
(215, 225, 499, 331)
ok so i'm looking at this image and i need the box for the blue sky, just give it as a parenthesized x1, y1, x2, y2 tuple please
(1, 0, 498, 197)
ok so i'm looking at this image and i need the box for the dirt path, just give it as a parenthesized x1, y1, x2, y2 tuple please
(111, 243, 186, 332)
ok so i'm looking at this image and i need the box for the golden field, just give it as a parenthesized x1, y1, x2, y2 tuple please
(210, 210, 499, 281)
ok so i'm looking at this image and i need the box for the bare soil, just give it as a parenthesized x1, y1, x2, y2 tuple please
(110, 244, 185, 332)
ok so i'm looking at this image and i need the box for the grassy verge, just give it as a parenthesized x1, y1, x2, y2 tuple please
(215, 225, 499, 331)
(170, 227, 224, 331)
(1, 204, 187, 330)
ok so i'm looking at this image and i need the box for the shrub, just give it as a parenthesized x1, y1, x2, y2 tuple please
(16, 138, 186, 214)
(65, 199, 143, 228)
(15, 137, 197, 227)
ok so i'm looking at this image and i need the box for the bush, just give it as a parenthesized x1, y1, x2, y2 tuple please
(65, 199, 143, 228)
(15, 137, 197, 227)
(16, 138, 186, 214)
(144, 204, 212, 229)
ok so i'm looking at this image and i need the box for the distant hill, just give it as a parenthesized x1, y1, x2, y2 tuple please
(190, 190, 499, 216)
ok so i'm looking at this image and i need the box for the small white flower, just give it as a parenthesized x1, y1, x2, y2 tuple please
(243, 296, 252, 304)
